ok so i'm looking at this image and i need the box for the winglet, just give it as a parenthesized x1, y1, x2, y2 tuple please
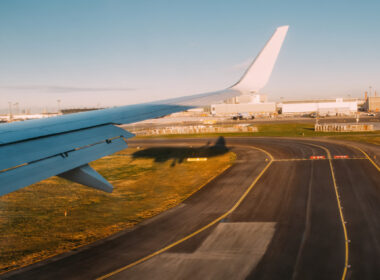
(231, 25, 289, 93)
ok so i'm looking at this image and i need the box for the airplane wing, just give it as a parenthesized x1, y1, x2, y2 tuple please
(0, 26, 288, 196)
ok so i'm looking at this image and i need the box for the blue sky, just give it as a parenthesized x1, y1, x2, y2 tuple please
(1, 0, 379, 112)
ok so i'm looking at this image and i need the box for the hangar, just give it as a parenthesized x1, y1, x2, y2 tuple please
(211, 94, 276, 115)
(364, 96, 380, 112)
(281, 98, 358, 116)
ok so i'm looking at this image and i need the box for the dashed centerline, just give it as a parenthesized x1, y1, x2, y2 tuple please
(306, 143, 350, 280)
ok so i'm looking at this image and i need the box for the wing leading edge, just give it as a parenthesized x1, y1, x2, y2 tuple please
(0, 26, 288, 195)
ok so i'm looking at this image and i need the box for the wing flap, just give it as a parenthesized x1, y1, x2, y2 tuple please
(0, 89, 239, 146)
(0, 125, 133, 172)
(0, 137, 126, 195)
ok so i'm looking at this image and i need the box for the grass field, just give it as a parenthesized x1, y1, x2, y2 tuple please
(0, 146, 235, 274)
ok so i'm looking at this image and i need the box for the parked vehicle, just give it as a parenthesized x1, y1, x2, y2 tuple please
(232, 113, 255, 120)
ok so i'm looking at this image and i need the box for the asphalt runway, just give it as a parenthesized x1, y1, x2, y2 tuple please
(2, 137, 380, 280)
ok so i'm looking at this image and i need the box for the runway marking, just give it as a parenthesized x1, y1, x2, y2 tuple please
(122, 222, 275, 280)
(306, 143, 350, 280)
(273, 158, 312, 162)
(97, 146, 274, 280)
(332, 157, 366, 160)
(273, 157, 366, 162)
(347, 145, 380, 172)
(333, 155, 349, 159)
(310, 155, 326, 159)
(187, 157, 208, 161)
(298, 139, 380, 172)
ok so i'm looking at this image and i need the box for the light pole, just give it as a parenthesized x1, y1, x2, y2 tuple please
(14, 102, 19, 115)
(57, 99, 61, 114)
(8, 102, 13, 122)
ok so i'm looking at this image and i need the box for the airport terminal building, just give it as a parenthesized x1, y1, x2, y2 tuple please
(211, 94, 276, 115)
(211, 95, 358, 117)
(364, 96, 380, 112)
(281, 98, 358, 116)
(211, 103, 276, 115)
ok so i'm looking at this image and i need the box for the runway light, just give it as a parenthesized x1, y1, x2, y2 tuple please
(333, 155, 349, 159)
(309, 156, 326, 160)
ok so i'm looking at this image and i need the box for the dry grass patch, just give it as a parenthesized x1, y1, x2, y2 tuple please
(0, 146, 235, 274)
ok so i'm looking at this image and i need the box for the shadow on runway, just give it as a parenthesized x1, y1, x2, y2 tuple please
(132, 136, 229, 166)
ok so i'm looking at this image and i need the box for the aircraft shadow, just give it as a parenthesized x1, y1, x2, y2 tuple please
(132, 136, 229, 166)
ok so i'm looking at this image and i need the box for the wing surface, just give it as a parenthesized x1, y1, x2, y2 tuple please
(231, 25, 289, 93)
(0, 26, 288, 195)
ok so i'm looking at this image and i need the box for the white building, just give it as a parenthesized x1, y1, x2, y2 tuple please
(282, 98, 357, 116)
(211, 94, 276, 115)
(0, 113, 60, 122)
(211, 103, 276, 115)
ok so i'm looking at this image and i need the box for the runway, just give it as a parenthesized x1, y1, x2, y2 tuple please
(3, 138, 380, 280)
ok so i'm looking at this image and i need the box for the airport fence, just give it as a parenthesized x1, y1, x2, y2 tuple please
(132, 125, 258, 136)
(315, 123, 374, 132)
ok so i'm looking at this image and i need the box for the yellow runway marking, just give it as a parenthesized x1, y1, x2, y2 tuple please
(347, 145, 380, 172)
(187, 157, 208, 162)
(306, 143, 350, 280)
(302, 140, 380, 172)
(273, 158, 366, 162)
(273, 158, 313, 162)
(97, 146, 273, 280)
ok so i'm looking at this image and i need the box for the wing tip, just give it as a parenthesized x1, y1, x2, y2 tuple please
(231, 25, 289, 93)
(277, 25, 289, 30)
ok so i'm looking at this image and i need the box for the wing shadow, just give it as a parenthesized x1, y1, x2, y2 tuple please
(132, 137, 229, 166)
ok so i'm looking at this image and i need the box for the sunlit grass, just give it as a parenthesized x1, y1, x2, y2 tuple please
(0, 147, 235, 274)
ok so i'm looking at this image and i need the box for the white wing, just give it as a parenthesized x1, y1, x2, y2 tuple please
(0, 26, 288, 196)
(232, 25, 289, 93)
